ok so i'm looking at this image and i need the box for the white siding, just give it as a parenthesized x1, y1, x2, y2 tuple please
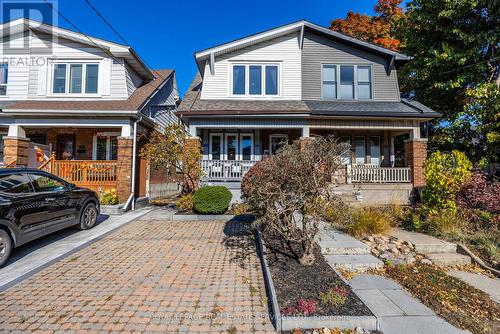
(0, 32, 30, 100)
(201, 33, 302, 100)
(125, 63, 142, 96)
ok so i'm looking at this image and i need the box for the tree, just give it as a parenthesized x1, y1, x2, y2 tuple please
(398, 0, 500, 164)
(329, 0, 404, 50)
(242, 136, 350, 265)
(140, 124, 201, 194)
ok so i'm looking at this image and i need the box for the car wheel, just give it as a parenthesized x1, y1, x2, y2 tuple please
(79, 203, 97, 230)
(0, 229, 12, 268)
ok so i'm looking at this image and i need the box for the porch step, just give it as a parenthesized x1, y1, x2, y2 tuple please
(319, 239, 370, 255)
(325, 254, 384, 271)
(389, 229, 458, 254)
(426, 253, 471, 266)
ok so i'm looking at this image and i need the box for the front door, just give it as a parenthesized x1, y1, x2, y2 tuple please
(57, 134, 76, 160)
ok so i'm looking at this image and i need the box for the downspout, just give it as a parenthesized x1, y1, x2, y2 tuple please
(123, 115, 142, 211)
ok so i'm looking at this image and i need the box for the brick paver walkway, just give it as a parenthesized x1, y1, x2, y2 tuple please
(0, 213, 276, 333)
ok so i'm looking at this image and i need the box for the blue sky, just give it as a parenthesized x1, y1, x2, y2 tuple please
(4, 0, 392, 96)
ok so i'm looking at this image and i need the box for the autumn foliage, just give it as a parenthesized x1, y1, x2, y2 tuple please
(329, 0, 404, 50)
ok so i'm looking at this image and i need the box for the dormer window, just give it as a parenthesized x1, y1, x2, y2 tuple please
(322, 64, 372, 100)
(52, 62, 99, 95)
(231, 63, 279, 97)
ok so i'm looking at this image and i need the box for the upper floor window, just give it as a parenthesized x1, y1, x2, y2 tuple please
(231, 63, 279, 97)
(321, 64, 372, 100)
(0, 63, 8, 96)
(52, 63, 99, 95)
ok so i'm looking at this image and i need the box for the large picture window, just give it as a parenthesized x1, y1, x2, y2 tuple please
(321, 64, 373, 100)
(52, 63, 99, 95)
(231, 64, 279, 96)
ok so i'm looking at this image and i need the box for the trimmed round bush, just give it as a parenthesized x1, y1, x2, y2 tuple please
(193, 186, 232, 214)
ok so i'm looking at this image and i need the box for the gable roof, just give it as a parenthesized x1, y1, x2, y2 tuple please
(194, 20, 410, 74)
(0, 18, 153, 80)
(2, 69, 173, 114)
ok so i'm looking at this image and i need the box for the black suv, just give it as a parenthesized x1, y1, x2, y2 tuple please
(0, 168, 100, 267)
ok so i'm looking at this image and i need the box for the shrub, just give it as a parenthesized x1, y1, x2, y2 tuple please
(321, 197, 353, 229)
(243, 136, 350, 265)
(318, 286, 349, 307)
(100, 189, 119, 205)
(422, 150, 472, 214)
(457, 170, 500, 214)
(347, 207, 392, 237)
(192, 186, 232, 214)
(281, 299, 318, 316)
(175, 194, 193, 212)
(229, 202, 251, 215)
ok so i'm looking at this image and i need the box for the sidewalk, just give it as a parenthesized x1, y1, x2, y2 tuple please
(0, 207, 157, 291)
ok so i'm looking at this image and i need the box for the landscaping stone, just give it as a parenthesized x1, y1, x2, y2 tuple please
(324, 254, 383, 271)
(381, 289, 435, 316)
(379, 316, 470, 334)
(447, 270, 500, 303)
(389, 229, 457, 254)
(361, 233, 418, 266)
(349, 274, 403, 290)
(354, 289, 405, 316)
(426, 253, 471, 266)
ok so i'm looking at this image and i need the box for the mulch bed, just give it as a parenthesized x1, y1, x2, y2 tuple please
(382, 263, 500, 334)
(264, 234, 372, 317)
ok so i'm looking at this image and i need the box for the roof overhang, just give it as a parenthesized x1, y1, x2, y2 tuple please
(0, 18, 153, 80)
(193, 20, 411, 75)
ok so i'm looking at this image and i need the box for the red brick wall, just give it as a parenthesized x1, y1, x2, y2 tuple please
(404, 139, 427, 188)
(116, 137, 133, 203)
(3, 137, 29, 166)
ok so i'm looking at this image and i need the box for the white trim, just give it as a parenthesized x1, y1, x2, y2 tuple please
(229, 62, 281, 98)
(209, 133, 223, 160)
(92, 132, 120, 160)
(48, 61, 101, 97)
(269, 134, 288, 155)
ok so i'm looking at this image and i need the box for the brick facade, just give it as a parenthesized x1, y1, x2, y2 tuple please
(404, 139, 428, 188)
(116, 137, 134, 202)
(3, 137, 29, 166)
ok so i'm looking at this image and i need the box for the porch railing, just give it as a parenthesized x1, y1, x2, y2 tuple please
(201, 160, 258, 181)
(39, 158, 118, 193)
(349, 164, 411, 183)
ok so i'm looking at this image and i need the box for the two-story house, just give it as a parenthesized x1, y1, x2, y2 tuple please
(178, 20, 440, 204)
(0, 18, 179, 205)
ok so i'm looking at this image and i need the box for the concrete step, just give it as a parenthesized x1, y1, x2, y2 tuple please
(319, 240, 371, 255)
(325, 254, 384, 271)
(389, 229, 457, 254)
(426, 253, 471, 266)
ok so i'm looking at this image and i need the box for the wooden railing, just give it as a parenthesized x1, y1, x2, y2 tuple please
(39, 157, 117, 192)
(349, 164, 411, 183)
(201, 160, 258, 181)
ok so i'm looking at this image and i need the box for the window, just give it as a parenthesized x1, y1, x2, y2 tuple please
(339, 136, 351, 165)
(232, 65, 245, 95)
(340, 65, 354, 99)
(209, 133, 223, 160)
(225, 134, 238, 160)
(357, 66, 372, 99)
(0, 173, 33, 194)
(369, 136, 381, 165)
(52, 63, 99, 95)
(93, 133, 119, 160)
(249, 66, 262, 95)
(231, 64, 279, 96)
(0, 63, 8, 95)
(322, 65, 337, 99)
(31, 174, 66, 192)
(269, 134, 288, 155)
(240, 134, 254, 160)
(354, 136, 366, 164)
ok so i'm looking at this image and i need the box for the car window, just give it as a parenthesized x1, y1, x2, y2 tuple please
(31, 174, 66, 192)
(0, 173, 33, 194)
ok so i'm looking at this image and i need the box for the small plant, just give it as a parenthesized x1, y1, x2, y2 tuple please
(175, 194, 193, 212)
(280, 299, 318, 316)
(100, 189, 119, 205)
(347, 207, 392, 237)
(318, 286, 349, 307)
(229, 202, 251, 215)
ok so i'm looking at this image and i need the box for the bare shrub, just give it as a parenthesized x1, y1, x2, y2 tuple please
(242, 136, 350, 265)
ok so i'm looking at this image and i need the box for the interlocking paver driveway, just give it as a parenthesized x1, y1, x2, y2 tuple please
(0, 212, 276, 333)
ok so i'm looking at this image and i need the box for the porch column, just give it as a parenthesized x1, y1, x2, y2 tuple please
(183, 136, 202, 192)
(116, 136, 133, 203)
(3, 125, 29, 166)
(404, 138, 428, 188)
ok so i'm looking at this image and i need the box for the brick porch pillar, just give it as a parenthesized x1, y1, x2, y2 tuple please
(116, 137, 133, 203)
(3, 136, 30, 166)
(299, 137, 314, 150)
(183, 137, 201, 193)
(404, 138, 428, 188)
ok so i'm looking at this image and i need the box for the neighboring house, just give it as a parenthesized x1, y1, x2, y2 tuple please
(178, 20, 440, 204)
(0, 18, 179, 204)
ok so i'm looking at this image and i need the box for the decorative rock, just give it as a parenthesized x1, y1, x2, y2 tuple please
(322, 328, 331, 334)
(366, 236, 375, 242)
(421, 259, 432, 265)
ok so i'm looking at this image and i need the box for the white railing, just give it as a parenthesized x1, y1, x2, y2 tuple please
(349, 164, 411, 183)
(201, 160, 258, 181)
